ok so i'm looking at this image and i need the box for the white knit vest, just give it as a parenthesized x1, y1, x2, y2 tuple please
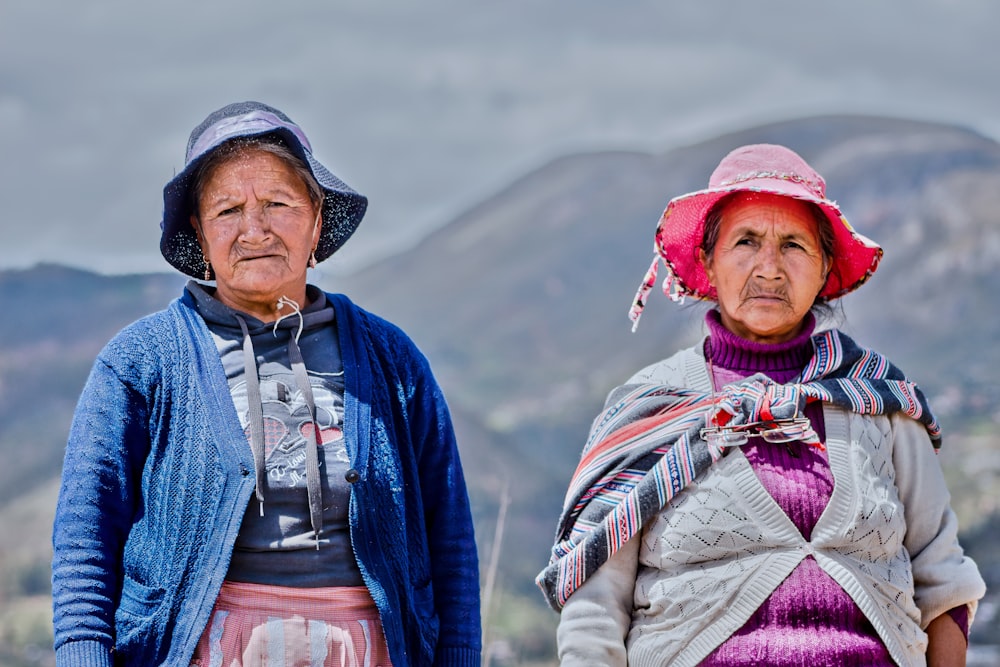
(625, 346, 926, 667)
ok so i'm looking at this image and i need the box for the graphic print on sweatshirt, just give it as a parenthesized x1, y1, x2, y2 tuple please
(229, 369, 348, 490)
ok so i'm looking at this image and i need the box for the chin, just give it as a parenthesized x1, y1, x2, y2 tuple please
(748, 322, 804, 343)
(228, 272, 298, 295)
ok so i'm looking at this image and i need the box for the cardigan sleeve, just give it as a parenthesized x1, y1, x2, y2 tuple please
(51, 355, 151, 666)
(890, 413, 986, 629)
(556, 534, 638, 667)
(407, 351, 484, 665)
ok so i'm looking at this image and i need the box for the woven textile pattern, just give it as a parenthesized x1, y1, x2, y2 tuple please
(537, 329, 939, 611)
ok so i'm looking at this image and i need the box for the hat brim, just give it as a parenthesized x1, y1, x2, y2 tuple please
(655, 178, 882, 302)
(159, 126, 367, 279)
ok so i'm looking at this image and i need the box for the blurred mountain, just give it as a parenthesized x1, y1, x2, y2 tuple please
(338, 114, 1000, 430)
(2, 115, 999, 664)
(334, 113, 1000, 659)
(0, 265, 186, 505)
(335, 113, 1000, 585)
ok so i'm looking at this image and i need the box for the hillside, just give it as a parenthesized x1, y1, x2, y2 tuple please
(0, 266, 186, 506)
(335, 113, 1000, 659)
(2, 115, 999, 664)
(338, 115, 1000, 428)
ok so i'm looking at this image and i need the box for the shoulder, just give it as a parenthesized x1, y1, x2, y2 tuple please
(325, 292, 429, 367)
(333, 294, 412, 340)
(625, 342, 706, 386)
(105, 294, 193, 345)
(95, 295, 199, 380)
(887, 411, 936, 455)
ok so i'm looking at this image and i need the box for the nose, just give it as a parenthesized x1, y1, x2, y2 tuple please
(753, 242, 784, 281)
(237, 203, 272, 243)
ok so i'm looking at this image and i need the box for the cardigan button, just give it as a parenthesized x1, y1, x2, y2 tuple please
(344, 469, 360, 484)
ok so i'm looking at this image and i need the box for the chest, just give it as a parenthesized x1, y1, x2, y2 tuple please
(639, 408, 905, 567)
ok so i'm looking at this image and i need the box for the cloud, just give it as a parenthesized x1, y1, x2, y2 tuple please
(1, 0, 998, 274)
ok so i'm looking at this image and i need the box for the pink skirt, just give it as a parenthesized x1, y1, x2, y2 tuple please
(190, 581, 393, 667)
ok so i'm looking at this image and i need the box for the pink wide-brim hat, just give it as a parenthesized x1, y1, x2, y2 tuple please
(629, 143, 883, 330)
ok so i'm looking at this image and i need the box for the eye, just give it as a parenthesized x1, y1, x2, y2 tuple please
(205, 204, 240, 219)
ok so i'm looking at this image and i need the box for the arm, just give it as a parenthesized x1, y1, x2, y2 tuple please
(411, 357, 483, 665)
(926, 613, 967, 667)
(51, 357, 150, 666)
(890, 414, 985, 648)
(334, 299, 480, 664)
(557, 535, 638, 667)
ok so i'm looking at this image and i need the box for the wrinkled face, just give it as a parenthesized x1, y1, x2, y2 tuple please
(699, 193, 829, 344)
(192, 149, 320, 320)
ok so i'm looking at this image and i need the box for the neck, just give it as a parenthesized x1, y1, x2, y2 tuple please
(213, 286, 311, 323)
(704, 310, 815, 381)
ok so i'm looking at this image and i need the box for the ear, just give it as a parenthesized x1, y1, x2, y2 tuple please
(190, 215, 206, 249)
(820, 255, 832, 291)
(312, 207, 323, 243)
(698, 248, 716, 286)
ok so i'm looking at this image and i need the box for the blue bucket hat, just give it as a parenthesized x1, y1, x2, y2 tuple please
(160, 101, 368, 278)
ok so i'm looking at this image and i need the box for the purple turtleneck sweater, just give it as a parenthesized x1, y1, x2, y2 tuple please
(698, 311, 966, 665)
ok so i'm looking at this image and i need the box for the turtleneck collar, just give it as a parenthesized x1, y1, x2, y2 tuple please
(704, 309, 816, 379)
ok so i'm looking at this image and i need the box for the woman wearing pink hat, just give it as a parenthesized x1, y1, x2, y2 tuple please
(538, 144, 984, 665)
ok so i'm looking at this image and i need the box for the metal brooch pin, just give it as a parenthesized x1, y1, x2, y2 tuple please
(700, 417, 813, 448)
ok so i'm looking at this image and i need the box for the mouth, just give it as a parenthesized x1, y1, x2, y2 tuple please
(235, 252, 282, 263)
(745, 292, 789, 305)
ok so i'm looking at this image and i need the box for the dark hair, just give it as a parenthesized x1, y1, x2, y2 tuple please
(700, 192, 842, 314)
(187, 135, 324, 221)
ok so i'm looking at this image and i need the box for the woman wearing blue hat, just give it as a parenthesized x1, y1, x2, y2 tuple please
(52, 101, 481, 666)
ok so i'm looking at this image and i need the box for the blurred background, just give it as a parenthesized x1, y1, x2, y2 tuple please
(2, 0, 998, 277)
(1, 1, 998, 664)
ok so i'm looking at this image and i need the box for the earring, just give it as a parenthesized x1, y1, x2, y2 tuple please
(308, 251, 317, 269)
(203, 257, 212, 281)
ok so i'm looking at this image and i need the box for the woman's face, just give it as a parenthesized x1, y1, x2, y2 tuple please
(699, 193, 829, 344)
(192, 148, 321, 320)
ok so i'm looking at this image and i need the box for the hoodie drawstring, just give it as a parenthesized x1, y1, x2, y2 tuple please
(236, 297, 325, 549)
(236, 315, 268, 517)
(286, 326, 324, 549)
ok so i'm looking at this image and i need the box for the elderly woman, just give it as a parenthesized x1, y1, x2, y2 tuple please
(538, 144, 985, 666)
(51, 101, 481, 667)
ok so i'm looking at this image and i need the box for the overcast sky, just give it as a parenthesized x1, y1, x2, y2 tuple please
(2, 0, 997, 276)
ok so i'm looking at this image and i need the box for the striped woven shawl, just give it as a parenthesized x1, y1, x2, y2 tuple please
(536, 328, 940, 611)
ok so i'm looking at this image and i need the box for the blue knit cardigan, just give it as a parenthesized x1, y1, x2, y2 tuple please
(52, 289, 482, 666)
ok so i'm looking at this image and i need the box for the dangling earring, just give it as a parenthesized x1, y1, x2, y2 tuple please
(308, 251, 317, 269)
(203, 257, 212, 281)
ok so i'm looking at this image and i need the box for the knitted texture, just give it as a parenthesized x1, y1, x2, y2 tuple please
(699, 559, 895, 667)
(702, 321, 894, 665)
(52, 290, 481, 667)
(537, 328, 940, 612)
(626, 387, 924, 664)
